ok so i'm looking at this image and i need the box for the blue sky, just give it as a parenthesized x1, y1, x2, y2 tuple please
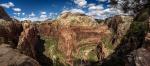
(0, 0, 123, 21)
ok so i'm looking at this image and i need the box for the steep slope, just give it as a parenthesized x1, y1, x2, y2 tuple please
(39, 12, 111, 66)
(0, 7, 12, 21)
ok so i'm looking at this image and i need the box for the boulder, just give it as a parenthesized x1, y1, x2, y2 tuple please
(105, 15, 133, 47)
(0, 44, 40, 66)
(125, 47, 150, 66)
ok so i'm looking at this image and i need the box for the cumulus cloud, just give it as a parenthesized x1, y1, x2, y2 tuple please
(49, 13, 58, 19)
(61, 8, 85, 14)
(74, 0, 87, 7)
(88, 4, 104, 11)
(86, 7, 124, 19)
(15, 17, 39, 21)
(29, 12, 35, 17)
(40, 14, 47, 18)
(41, 11, 46, 15)
(12, 8, 21, 12)
(22, 13, 25, 15)
(70, 9, 85, 13)
(97, 0, 107, 2)
(0, 2, 14, 8)
(15, 11, 50, 21)
(40, 11, 48, 20)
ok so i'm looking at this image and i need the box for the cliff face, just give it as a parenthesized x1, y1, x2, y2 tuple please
(0, 7, 12, 21)
(105, 15, 133, 47)
(0, 9, 41, 66)
(38, 12, 112, 66)
(0, 19, 23, 47)
(17, 24, 39, 59)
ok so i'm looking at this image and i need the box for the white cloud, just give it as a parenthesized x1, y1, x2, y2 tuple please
(41, 11, 46, 15)
(70, 9, 85, 14)
(0, 2, 14, 8)
(40, 14, 47, 18)
(74, 0, 87, 7)
(12, 8, 21, 12)
(13, 12, 21, 16)
(88, 5, 104, 11)
(61, 8, 85, 14)
(29, 12, 35, 17)
(97, 0, 107, 2)
(86, 7, 124, 19)
(22, 13, 25, 15)
(85, 2, 126, 19)
(15, 12, 50, 21)
(49, 13, 58, 19)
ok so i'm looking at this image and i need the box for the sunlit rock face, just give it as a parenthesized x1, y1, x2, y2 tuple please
(58, 27, 76, 66)
(17, 23, 39, 59)
(0, 7, 12, 21)
(0, 44, 40, 66)
(55, 12, 98, 28)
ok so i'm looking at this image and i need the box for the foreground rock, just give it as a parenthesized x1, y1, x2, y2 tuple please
(124, 21, 150, 66)
(0, 44, 40, 66)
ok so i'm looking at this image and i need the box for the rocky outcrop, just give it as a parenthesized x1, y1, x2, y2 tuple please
(17, 24, 39, 59)
(58, 27, 76, 66)
(0, 7, 12, 21)
(105, 15, 133, 47)
(44, 12, 112, 66)
(125, 48, 150, 66)
(0, 19, 23, 47)
(37, 22, 53, 36)
(0, 44, 40, 66)
(124, 32, 150, 66)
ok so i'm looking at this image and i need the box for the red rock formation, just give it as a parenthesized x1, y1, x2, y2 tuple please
(58, 27, 76, 66)
(17, 25, 38, 59)
(38, 22, 53, 36)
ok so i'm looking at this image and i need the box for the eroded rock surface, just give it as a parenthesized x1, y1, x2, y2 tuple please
(17, 24, 39, 59)
(0, 44, 40, 66)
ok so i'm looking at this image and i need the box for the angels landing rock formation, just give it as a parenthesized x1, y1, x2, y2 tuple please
(17, 22, 38, 59)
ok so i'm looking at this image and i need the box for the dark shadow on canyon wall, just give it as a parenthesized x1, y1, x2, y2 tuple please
(35, 35, 53, 66)
(101, 21, 149, 66)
